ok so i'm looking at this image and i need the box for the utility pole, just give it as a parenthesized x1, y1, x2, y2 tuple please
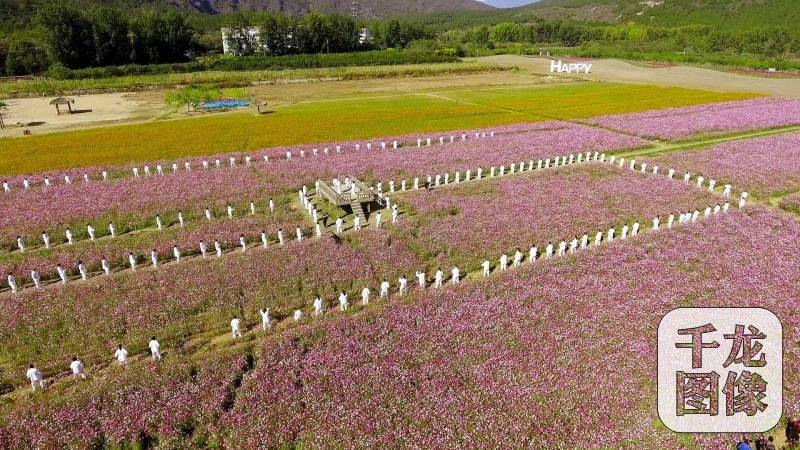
(351, 0, 360, 19)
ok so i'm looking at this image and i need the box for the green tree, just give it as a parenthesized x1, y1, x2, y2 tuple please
(300, 13, 332, 53)
(223, 13, 258, 56)
(35, 3, 95, 69)
(257, 14, 295, 56)
(131, 10, 193, 64)
(490, 23, 521, 43)
(5, 37, 49, 75)
(92, 7, 131, 66)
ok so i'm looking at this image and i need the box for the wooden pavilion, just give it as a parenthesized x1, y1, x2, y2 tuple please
(50, 97, 75, 115)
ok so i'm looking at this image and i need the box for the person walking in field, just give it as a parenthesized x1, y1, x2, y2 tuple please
(500, 254, 508, 271)
(314, 296, 323, 317)
(278, 228, 285, 245)
(57, 263, 68, 284)
(7, 273, 17, 293)
(339, 291, 349, 311)
(260, 308, 271, 330)
(375, 212, 382, 229)
(361, 286, 370, 305)
(380, 279, 390, 298)
(101, 258, 111, 276)
(482, 260, 491, 277)
(65, 228, 74, 245)
(451, 267, 460, 284)
(335, 217, 343, 234)
(148, 337, 161, 362)
(70, 356, 86, 380)
(30, 270, 41, 290)
(354, 216, 361, 231)
(231, 316, 242, 338)
(16, 235, 24, 253)
(434, 268, 443, 288)
(26, 364, 45, 391)
(416, 270, 426, 289)
(42, 231, 50, 249)
(398, 275, 408, 295)
(114, 344, 128, 366)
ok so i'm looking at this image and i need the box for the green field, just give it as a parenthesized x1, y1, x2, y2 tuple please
(0, 62, 504, 97)
(0, 82, 756, 176)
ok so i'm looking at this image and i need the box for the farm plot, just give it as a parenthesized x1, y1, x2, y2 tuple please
(586, 97, 800, 140)
(391, 162, 719, 271)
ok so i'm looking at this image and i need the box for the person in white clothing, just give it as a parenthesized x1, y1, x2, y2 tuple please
(380, 279, 390, 298)
(354, 216, 361, 231)
(65, 228, 74, 245)
(78, 260, 88, 280)
(499, 254, 508, 271)
(108, 222, 116, 238)
(278, 228, 284, 245)
(16, 235, 24, 253)
(101, 258, 111, 275)
(482, 260, 491, 277)
(269, 198, 275, 213)
(398, 275, 408, 295)
(416, 270, 426, 289)
(128, 253, 137, 271)
(513, 250, 522, 267)
(70, 357, 86, 380)
(148, 337, 161, 362)
(26, 364, 45, 391)
(451, 267, 460, 284)
(31, 270, 41, 289)
(7, 273, 17, 293)
(200, 241, 208, 258)
(114, 344, 128, 366)
(392, 205, 398, 224)
(375, 212, 382, 228)
(335, 217, 344, 234)
(214, 240, 223, 257)
(434, 268, 443, 288)
(339, 291, 349, 311)
(173, 245, 181, 262)
(231, 316, 242, 338)
(259, 308, 271, 330)
(361, 286, 370, 305)
(293, 310, 303, 322)
(151, 249, 159, 267)
(42, 231, 50, 249)
(296, 227, 302, 242)
(240, 234, 247, 251)
(57, 264, 68, 284)
(313, 297, 323, 316)
(87, 225, 96, 241)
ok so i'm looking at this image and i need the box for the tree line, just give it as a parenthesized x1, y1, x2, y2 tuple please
(222, 13, 427, 56)
(442, 21, 800, 58)
(3, 3, 194, 75)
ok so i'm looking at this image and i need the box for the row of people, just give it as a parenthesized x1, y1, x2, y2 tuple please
(9, 199, 276, 253)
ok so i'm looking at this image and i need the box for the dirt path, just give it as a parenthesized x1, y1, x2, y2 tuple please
(477, 55, 800, 98)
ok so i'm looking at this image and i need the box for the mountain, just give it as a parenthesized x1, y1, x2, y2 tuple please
(520, 0, 800, 28)
(169, 0, 492, 17)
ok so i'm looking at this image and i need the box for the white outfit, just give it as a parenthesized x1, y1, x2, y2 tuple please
(339, 292, 349, 311)
(26, 367, 45, 390)
(114, 348, 128, 365)
(361, 287, 370, 305)
(451, 267, 460, 284)
(398, 277, 407, 295)
(70, 360, 86, 379)
(260, 309, 271, 330)
(482, 260, 491, 277)
(380, 281, 390, 298)
(148, 339, 161, 361)
(231, 318, 242, 338)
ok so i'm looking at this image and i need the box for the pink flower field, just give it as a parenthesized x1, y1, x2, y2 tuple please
(3, 98, 800, 448)
(0, 122, 647, 241)
(586, 97, 800, 140)
(642, 131, 800, 197)
(4, 206, 794, 448)
(394, 162, 718, 269)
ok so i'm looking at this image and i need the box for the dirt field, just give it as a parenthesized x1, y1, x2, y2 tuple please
(0, 91, 165, 137)
(477, 55, 800, 98)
